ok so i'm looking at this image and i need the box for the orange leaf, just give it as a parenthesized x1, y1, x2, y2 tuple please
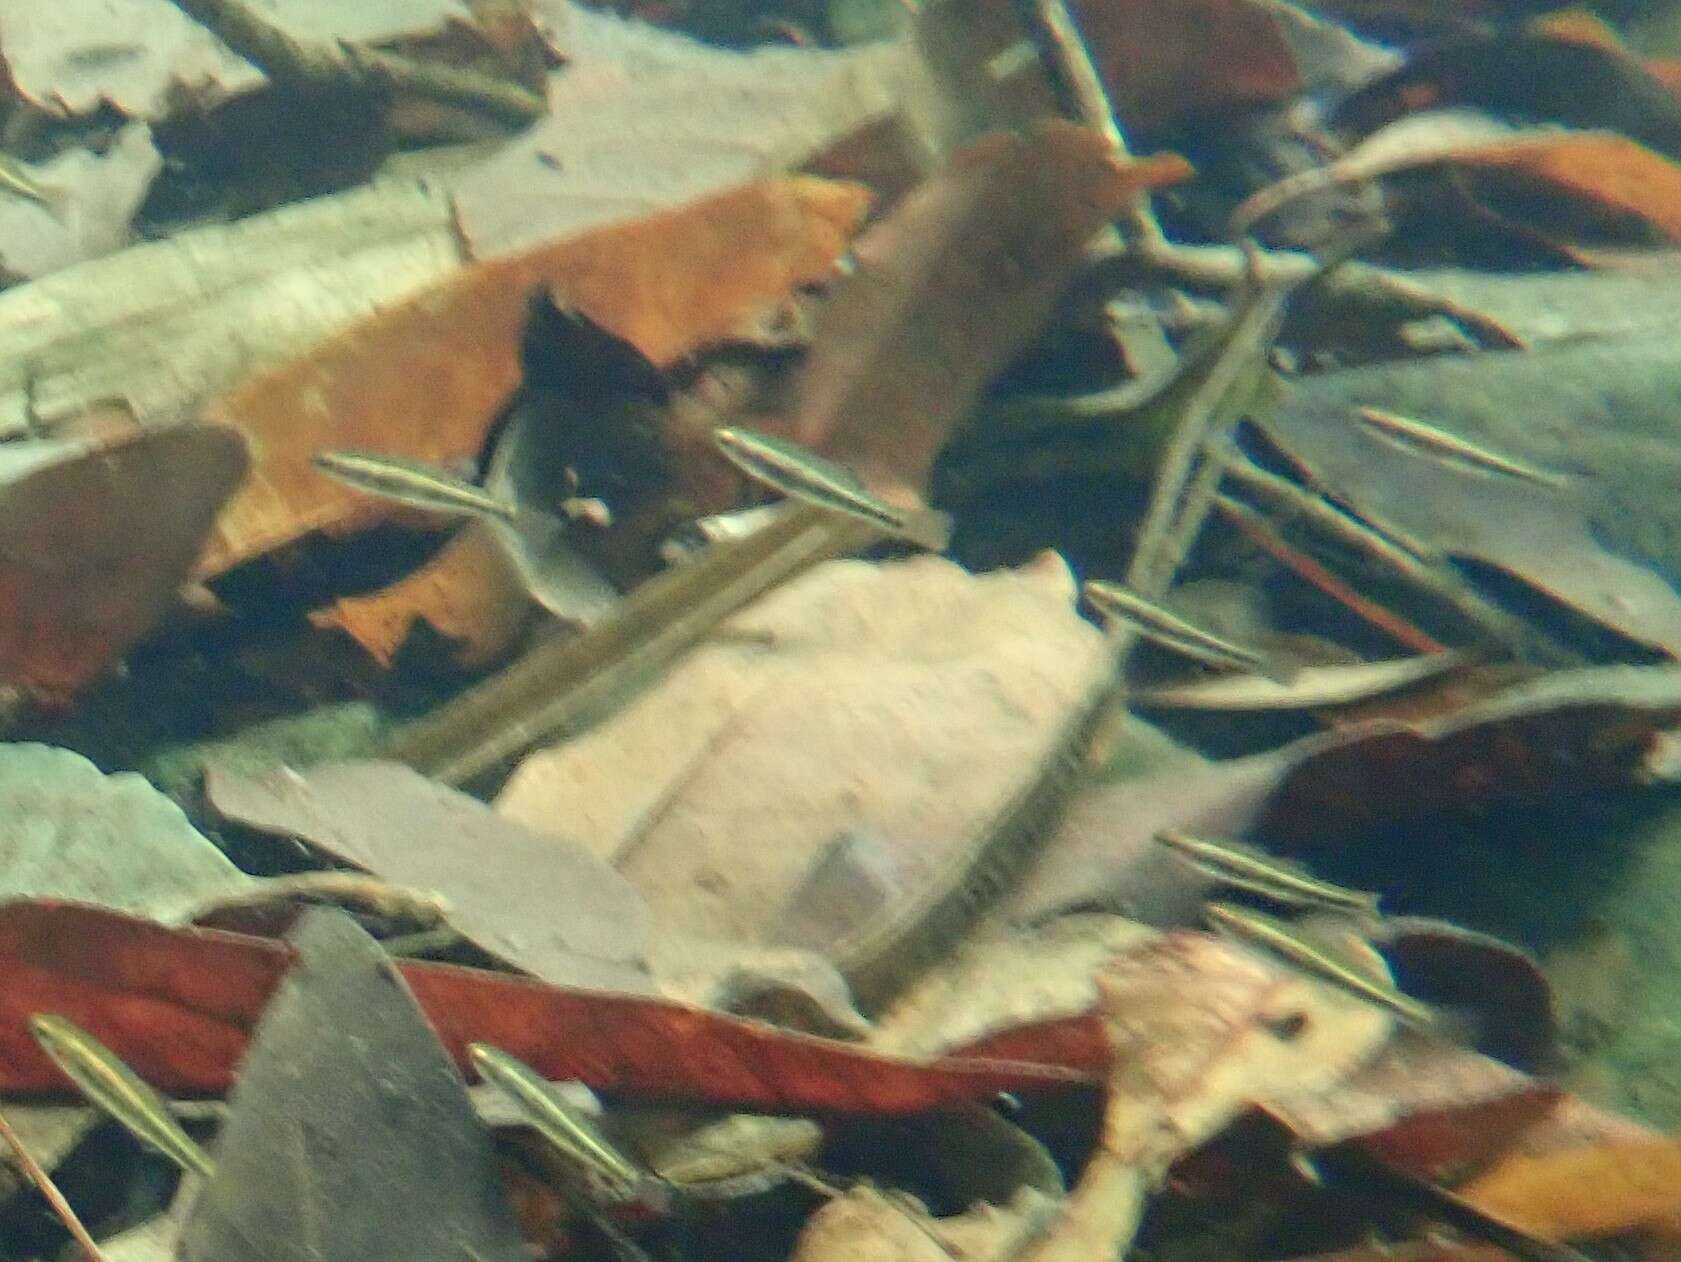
(196, 176, 869, 576)
(1459, 1134, 1681, 1242)
(308, 523, 532, 668)
(1076, 0, 1301, 135)
(1460, 132, 1681, 244)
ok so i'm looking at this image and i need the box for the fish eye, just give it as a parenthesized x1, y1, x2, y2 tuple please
(1264, 1010, 1309, 1042)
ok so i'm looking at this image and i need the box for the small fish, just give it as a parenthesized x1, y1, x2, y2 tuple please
(313, 449, 517, 522)
(29, 1014, 215, 1178)
(712, 427, 952, 552)
(468, 1042, 644, 1200)
(1203, 903, 1434, 1027)
(1082, 579, 1290, 682)
(1354, 406, 1570, 489)
(0, 154, 68, 219)
(1156, 831, 1380, 913)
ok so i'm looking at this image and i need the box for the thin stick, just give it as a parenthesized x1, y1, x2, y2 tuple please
(164, 0, 544, 123)
(1215, 495, 1447, 654)
(1020, 0, 1166, 250)
(0, 1103, 105, 1261)
(1124, 286, 1288, 596)
(1220, 453, 1580, 665)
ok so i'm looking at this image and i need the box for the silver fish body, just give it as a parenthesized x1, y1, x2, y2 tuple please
(1157, 831, 1380, 913)
(712, 427, 951, 552)
(313, 449, 518, 522)
(468, 1042, 644, 1200)
(1082, 579, 1288, 681)
(29, 1014, 215, 1177)
(1354, 406, 1569, 489)
(1203, 903, 1433, 1026)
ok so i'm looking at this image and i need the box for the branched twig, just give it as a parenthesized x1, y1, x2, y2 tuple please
(1124, 286, 1289, 596)
(164, 0, 544, 124)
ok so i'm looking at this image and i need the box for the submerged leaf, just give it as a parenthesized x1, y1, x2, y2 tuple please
(1458, 1133, 1681, 1241)
(203, 759, 653, 993)
(786, 121, 1189, 502)
(0, 901, 1094, 1110)
(494, 552, 1109, 984)
(0, 744, 248, 920)
(0, 423, 247, 699)
(176, 909, 527, 1262)
(196, 176, 867, 576)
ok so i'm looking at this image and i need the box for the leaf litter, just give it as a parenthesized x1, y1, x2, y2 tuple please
(11, 0, 1681, 1259)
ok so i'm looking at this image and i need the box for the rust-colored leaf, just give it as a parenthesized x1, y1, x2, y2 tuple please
(0, 900, 1092, 1111)
(1458, 1134, 1681, 1241)
(785, 121, 1189, 504)
(1074, 0, 1303, 135)
(308, 523, 533, 668)
(0, 424, 247, 700)
(1458, 132, 1681, 244)
(196, 176, 869, 576)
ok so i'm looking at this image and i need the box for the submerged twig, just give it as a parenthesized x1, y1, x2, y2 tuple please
(379, 504, 878, 787)
(1018, 0, 1166, 251)
(164, 0, 544, 124)
(1215, 494, 1447, 654)
(1220, 453, 1581, 665)
(1125, 286, 1289, 596)
(0, 1104, 105, 1261)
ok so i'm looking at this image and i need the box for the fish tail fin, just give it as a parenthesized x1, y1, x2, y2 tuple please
(900, 507, 953, 552)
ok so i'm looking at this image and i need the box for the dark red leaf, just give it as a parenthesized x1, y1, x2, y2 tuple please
(0, 901, 1093, 1112)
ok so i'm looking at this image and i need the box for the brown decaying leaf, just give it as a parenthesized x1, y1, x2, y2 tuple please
(1074, 0, 1303, 135)
(195, 176, 869, 577)
(0, 423, 248, 699)
(1271, 1036, 1681, 1246)
(307, 521, 533, 667)
(1457, 1134, 1681, 1242)
(1254, 666, 1681, 847)
(202, 759, 654, 993)
(1018, 930, 1391, 1262)
(785, 121, 1190, 504)
(0, 900, 1094, 1111)
(1457, 132, 1681, 244)
(1268, 1038, 1565, 1180)
(494, 552, 1108, 951)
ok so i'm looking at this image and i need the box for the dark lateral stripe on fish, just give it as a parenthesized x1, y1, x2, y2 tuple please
(1203, 903, 1433, 1026)
(312, 449, 516, 521)
(30, 1014, 215, 1177)
(1157, 831, 1380, 912)
(712, 427, 952, 552)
